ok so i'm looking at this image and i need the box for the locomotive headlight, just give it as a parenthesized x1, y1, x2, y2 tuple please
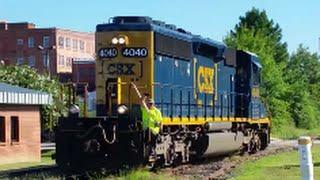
(118, 37, 126, 44)
(111, 37, 119, 44)
(69, 104, 80, 114)
(117, 105, 128, 114)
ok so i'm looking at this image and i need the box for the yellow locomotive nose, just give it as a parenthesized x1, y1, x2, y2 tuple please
(96, 30, 153, 116)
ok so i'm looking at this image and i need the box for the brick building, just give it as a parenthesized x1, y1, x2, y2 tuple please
(0, 83, 51, 164)
(0, 21, 95, 79)
(72, 60, 95, 92)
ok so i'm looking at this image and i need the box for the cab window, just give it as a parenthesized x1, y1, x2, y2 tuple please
(252, 63, 261, 85)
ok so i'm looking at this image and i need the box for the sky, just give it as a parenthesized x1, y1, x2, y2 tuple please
(1, 0, 319, 54)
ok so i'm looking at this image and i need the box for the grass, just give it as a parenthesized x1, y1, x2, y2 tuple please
(271, 126, 320, 139)
(105, 167, 178, 180)
(0, 150, 55, 171)
(231, 144, 320, 179)
(112, 169, 153, 180)
(0, 152, 176, 180)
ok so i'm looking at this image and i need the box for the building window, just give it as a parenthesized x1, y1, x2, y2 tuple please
(16, 57, 24, 65)
(86, 43, 91, 53)
(58, 36, 64, 48)
(59, 55, 65, 66)
(43, 36, 50, 48)
(0, 116, 5, 143)
(66, 57, 72, 67)
(28, 37, 34, 48)
(11, 116, 19, 142)
(66, 37, 71, 49)
(28, 55, 36, 67)
(79, 40, 85, 52)
(72, 39, 78, 51)
(17, 39, 23, 45)
(43, 54, 49, 67)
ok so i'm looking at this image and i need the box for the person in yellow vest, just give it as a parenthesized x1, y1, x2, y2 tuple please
(131, 82, 163, 162)
(140, 97, 162, 135)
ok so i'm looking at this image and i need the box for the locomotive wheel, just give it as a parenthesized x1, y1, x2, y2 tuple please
(166, 147, 174, 166)
(260, 130, 269, 150)
(146, 160, 156, 170)
(249, 133, 261, 154)
(254, 134, 262, 152)
(172, 153, 182, 167)
(239, 144, 248, 155)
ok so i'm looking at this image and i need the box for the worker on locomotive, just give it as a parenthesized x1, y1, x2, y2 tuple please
(131, 82, 163, 163)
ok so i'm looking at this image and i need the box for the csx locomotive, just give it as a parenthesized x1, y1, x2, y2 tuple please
(55, 16, 270, 170)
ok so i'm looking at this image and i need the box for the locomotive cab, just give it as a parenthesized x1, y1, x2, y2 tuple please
(235, 50, 266, 119)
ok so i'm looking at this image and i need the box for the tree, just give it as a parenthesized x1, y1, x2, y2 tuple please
(224, 9, 292, 129)
(0, 65, 67, 131)
(231, 7, 289, 65)
(286, 45, 320, 129)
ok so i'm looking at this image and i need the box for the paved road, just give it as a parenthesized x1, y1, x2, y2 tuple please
(270, 138, 320, 149)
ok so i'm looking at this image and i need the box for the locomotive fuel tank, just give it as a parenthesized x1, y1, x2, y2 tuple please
(204, 122, 232, 132)
(202, 131, 244, 157)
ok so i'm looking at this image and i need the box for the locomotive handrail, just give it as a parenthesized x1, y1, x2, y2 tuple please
(104, 82, 253, 119)
(76, 123, 117, 145)
(101, 124, 117, 144)
(107, 81, 148, 88)
(152, 83, 194, 89)
(110, 81, 249, 97)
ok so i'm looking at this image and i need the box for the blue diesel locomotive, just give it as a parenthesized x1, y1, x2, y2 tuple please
(55, 16, 270, 170)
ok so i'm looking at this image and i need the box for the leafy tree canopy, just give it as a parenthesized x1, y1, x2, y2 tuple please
(0, 65, 67, 131)
(286, 45, 320, 129)
(225, 8, 320, 130)
(224, 8, 292, 128)
(230, 7, 289, 65)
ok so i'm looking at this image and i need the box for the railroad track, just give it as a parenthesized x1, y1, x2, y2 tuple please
(0, 164, 123, 179)
(0, 164, 58, 178)
(162, 139, 316, 179)
(2, 139, 318, 179)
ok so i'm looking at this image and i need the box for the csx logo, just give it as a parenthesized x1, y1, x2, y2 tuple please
(197, 66, 214, 94)
(107, 63, 135, 75)
(252, 87, 260, 98)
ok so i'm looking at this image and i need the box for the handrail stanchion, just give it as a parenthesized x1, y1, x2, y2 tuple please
(204, 93, 207, 119)
(170, 86, 173, 121)
(161, 85, 164, 115)
(72, 83, 76, 105)
(188, 91, 191, 121)
(241, 94, 243, 118)
(195, 93, 198, 120)
(220, 93, 223, 119)
(67, 84, 72, 108)
(227, 93, 230, 120)
(180, 89, 182, 120)
(84, 83, 88, 118)
(213, 93, 215, 119)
